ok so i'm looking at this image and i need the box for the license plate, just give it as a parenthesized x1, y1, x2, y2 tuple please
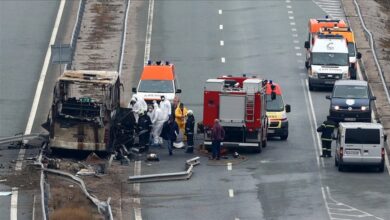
(344, 117, 356, 121)
(268, 129, 275, 134)
(324, 81, 334, 84)
(345, 150, 360, 155)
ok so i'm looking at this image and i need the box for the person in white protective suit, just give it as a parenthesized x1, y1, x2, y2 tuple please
(151, 102, 165, 146)
(159, 95, 171, 121)
(129, 95, 147, 123)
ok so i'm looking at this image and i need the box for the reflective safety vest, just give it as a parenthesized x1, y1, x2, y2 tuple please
(317, 120, 337, 141)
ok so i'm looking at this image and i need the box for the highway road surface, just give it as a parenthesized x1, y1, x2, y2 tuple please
(129, 0, 390, 220)
(0, 1, 74, 219)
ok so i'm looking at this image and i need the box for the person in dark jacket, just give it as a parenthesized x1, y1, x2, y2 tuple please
(137, 110, 152, 152)
(185, 110, 195, 153)
(317, 120, 337, 157)
(211, 119, 225, 160)
(161, 115, 179, 156)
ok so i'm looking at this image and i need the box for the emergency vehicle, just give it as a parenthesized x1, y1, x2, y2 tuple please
(201, 75, 268, 153)
(265, 81, 291, 140)
(305, 34, 350, 90)
(320, 27, 362, 79)
(132, 61, 181, 104)
(305, 17, 347, 53)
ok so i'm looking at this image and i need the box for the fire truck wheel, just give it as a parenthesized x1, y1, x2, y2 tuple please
(253, 144, 262, 153)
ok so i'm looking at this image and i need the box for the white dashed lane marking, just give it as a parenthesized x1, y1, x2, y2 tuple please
(229, 189, 234, 198)
(219, 24, 223, 30)
(220, 40, 224, 46)
(221, 57, 226, 63)
(227, 163, 232, 171)
(218, 9, 222, 14)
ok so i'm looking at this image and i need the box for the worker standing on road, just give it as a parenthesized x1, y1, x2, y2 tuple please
(151, 102, 165, 147)
(161, 116, 179, 156)
(159, 95, 171, 121)
(137, 110, 152, 152)
(211, 119, 225, 160)
(175, 103, 188, 139)
(185, 110, 195, 153)
(317, 120, 337, 157)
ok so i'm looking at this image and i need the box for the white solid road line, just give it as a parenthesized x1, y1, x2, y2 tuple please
(11, 187, 18, 220)
(133, 161, 142, 220)
(301, 79, 323, 167)
(321, 187, 332, 220)
(144, 0, 155, 65)
(17, 0, 65, 172)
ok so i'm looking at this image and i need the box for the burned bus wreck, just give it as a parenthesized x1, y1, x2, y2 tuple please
(43, 70, 135, 152)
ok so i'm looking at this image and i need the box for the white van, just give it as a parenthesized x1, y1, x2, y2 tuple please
(335, 122, 386, 172)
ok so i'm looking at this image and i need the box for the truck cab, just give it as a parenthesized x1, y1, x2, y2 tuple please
(202, 75, 268, 153)
(132, 61, 181, 105)
(335, 122, 386, 172)
(326, 80, 375, 122)
(320, 27, 362, 79)
(265, 81, 291, 140)
(305, 34, 350, 90)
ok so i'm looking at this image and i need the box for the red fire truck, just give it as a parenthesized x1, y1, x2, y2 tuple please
(201, 75, 268, 153)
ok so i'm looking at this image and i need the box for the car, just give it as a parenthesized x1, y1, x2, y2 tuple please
(335, 122, 386, 172)
(132, 61, 181, 105)
(326, 80, 375, 122)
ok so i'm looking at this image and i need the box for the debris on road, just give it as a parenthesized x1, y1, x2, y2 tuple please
(76, 168, 96, 176)
(146, 153, 160, 162)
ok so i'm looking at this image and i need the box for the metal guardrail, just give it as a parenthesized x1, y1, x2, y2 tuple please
(128, 157, 201, 183)
(353, 0, 390, 105)
(0, 133, 46, 145)
(118, 0, 131, 76)
(65, 0, 86, 70)
(129, 164, 194, 183)
(44, 167, 113, 220)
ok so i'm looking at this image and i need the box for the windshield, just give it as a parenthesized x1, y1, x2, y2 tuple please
(333, 85, 368, 99)
(138, 80, 174, 93)
(347, 43, 356, 57)
(266, 94, 284, 112)
(311, 52, 349, 66)
(345, 128, 380, 144)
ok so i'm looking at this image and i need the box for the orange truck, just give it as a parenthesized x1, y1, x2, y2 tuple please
(132, 61, 181, 104)
(319, 27, 362, 79)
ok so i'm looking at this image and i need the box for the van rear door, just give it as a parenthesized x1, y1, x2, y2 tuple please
(360, 128, 382, 164)
(344, 128, 381, 164)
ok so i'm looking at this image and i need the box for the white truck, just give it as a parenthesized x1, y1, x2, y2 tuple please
(304, 34, 350, 90)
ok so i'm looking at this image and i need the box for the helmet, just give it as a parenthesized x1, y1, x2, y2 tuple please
(187, 110, 193, 115)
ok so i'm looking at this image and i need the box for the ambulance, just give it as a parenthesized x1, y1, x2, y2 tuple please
(132, 61, 181, 104)
(265, 81, 291, 140)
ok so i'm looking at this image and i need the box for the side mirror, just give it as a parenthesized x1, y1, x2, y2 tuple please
(176, 89, 182, 93)
(304, 41, 310, 49)
(357, 52, 362, 59)
(285, 104, 291, 113)
(305, 61, 310, 69)
(132, 87, 137, 93)
(271, 91, 276, 100)
(371, 96, 376, 101)
(326, 95, 331, 100)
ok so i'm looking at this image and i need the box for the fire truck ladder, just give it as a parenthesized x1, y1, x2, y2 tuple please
(245, 95, 255, 122)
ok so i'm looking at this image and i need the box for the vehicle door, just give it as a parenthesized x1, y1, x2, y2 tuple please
(360, 128, 381, 163)
(344, 128, 363, 163)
